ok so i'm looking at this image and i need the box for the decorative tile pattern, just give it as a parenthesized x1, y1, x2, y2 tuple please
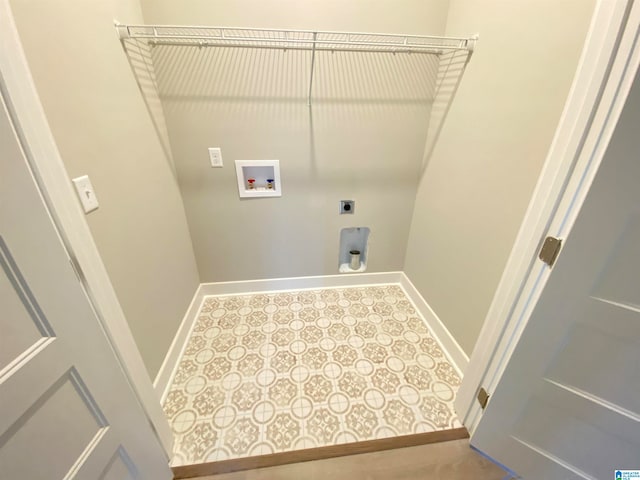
(164, 285, 462, 466)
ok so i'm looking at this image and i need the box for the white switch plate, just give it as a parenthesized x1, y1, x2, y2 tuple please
(208, 147, 223, 167)
(72, 175, 99, 213)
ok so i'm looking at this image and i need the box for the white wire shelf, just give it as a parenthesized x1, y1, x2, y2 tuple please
(116, 23, 477, 104)
(117, 24, 476, 55)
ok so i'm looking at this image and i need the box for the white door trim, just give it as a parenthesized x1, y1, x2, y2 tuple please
(0, 0, 173, 454)
(457, 0, 640, 434)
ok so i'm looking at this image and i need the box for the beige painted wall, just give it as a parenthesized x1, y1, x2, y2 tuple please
(140, 0, 451, 35)
(404, 0, 595, 355)
(140, 0, 451, 282)
(10, 0, 201, 378)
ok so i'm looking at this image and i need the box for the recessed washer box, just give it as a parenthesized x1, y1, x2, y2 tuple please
(234, 160, 282, 198)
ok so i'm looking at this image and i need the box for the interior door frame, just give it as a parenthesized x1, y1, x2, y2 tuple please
(3, 0, 639, 462)
(0, 0, 173, 455)
(456, 0, 640, 435)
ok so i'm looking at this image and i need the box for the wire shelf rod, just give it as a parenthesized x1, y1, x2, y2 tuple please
(117, 23, 473, 43)
(308, 32, 317, 106)
(132, 32, 469, 51)
(146, 40, 444, 55)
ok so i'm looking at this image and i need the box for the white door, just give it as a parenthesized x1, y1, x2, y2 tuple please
(470, 68, 640, 478)
(0, 89, 172, 478)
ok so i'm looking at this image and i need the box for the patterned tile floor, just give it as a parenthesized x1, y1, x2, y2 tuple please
(163, 285, 462, 467)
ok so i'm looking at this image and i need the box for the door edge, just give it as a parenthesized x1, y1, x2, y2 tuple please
(456, 0, 640, 434)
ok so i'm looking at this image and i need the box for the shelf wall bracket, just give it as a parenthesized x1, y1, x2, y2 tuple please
(308, 32, 318, 107)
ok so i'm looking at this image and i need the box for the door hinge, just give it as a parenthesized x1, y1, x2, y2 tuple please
(69, 257, 84, 282)
(477, 387, 490, 409)
(539, 236, 562, 267)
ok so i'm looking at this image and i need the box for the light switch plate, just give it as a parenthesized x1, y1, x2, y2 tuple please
(209, 147, 223, 167)
(72, 175, 99, 213)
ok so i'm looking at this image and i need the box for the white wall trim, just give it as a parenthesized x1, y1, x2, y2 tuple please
(455, 0, 640, 436)
(399, 273, 469, 375)
(199, 271, 404, 296)
(0, 0, 173, 454)
(154, 284, 206, 403)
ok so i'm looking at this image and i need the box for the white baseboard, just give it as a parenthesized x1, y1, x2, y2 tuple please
(399, 272, 469, 375)
(153, 284, 205, 403)
(155, 270, 468, 402)
(198, 271, 404, 296)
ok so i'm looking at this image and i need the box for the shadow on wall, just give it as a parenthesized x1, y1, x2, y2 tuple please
(420, 49, 472, 178)
(127, 41, 442, 188)
(149, 44, 438, 105)
(121, 39, 177, 176)
(121, 39, 470, 181)
(118, 39, 469, 280)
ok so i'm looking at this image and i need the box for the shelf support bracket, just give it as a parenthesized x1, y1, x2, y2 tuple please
(308, 32, 318, 106)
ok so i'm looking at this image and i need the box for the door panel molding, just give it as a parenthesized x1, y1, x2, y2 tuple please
(0, 235, 55, 338)
(0, 0, 172, 453)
